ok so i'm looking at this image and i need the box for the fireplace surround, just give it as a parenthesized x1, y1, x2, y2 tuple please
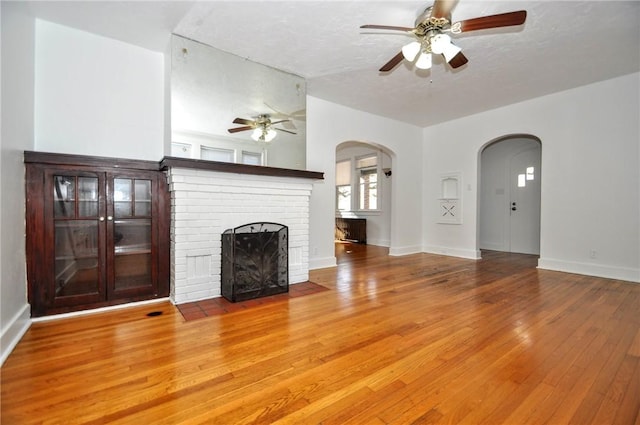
(161, 158, 322, 305)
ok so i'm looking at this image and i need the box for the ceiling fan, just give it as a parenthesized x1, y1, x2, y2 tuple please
(360, 0, 527, 71)
(227, 114, 297, 143)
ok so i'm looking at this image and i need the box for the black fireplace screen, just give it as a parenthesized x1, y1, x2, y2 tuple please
(221, 222, 288, 302)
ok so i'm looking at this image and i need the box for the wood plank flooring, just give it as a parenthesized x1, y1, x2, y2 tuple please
(2, 244, 639, 424)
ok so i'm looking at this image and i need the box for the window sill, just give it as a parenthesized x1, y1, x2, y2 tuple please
(336, 210, 381, 217)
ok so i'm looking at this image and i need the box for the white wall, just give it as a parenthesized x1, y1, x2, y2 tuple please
(307, 96, 423, 269)
(423, 73, 640, 282)
(34, 20, 165, 161)
(1, 2, 36, 365)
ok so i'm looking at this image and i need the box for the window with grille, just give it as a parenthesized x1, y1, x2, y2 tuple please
(200, 146, 235, 162)
(357, 156, 378, 210)
(241, 151, 262, 165)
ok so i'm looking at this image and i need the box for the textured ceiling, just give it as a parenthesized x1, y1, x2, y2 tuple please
(25, 1, 640, 127)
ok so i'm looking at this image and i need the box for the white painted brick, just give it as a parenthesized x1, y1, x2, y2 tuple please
(169, 168, 315, 305)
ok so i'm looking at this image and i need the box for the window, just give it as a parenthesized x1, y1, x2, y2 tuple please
(526, 166, 535, 180)
(336, 185, 352, 211)
(200, 146, 234, 162)
(241, 151, 262, 165)
(336, 155, 380, 211)
(357, 155, 378, 210)
(518, 166, 535, 188)
(336, 160, 352, 211)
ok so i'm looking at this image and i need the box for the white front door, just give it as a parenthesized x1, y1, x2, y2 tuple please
(508, 147, 541, 254)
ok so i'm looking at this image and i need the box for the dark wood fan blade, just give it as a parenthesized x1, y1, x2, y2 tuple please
(448, 51, 468, 69)
(360, 24, 414, 32)
(227, 126, 253, 133)
(431, 0, 458, 19)
(232, 118, 254, 125)
(457, 10, 527, 32)
(379, 51, 405, 72)
(274, 128, 297, 135)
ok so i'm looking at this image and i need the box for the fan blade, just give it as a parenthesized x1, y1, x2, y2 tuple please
(270, 119, 291, 126)
(227, 126, 253, 133)
(448, 51, 468, 69)
(456, 10, 527, 33)
(431, 0, 458, 19)
(275, 128, 297, 135)
(232, 117, 254, 125)
(360, 24, 414, 32)
(379, 51, 405, 72)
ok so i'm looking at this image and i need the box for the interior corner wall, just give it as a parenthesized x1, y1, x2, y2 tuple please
(423, 73, 640, 282)
(307, 96, 423, 269)
(1, 2, 35, 366)
(34, 19, 165, 161)
(163, 39, 173, 156)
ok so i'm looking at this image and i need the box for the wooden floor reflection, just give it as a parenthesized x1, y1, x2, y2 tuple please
(2, 243, 639, 424)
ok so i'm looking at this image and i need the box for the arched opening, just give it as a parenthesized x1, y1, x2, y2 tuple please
(478, 134, 542, 255)
(335, 141, 395, 249)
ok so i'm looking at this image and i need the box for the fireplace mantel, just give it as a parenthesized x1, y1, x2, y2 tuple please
(160, 156, 324, 180)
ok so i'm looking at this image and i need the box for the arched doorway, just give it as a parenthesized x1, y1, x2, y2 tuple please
(479, 135, 541, 255)
(335, 141, 394, 248)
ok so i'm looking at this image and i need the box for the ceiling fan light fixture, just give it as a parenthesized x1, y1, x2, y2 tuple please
(265, 128, 277, 142)
(415, 52, 432, 69)
(442, 42, 462, 63)
(429, 33, 451, 55)
(251, 128, 262, 141)
(252, 127, 277, 142)
(401, 41, 421, 61)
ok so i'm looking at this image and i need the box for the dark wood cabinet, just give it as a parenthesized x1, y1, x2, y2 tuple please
(25, 152, 169, 317)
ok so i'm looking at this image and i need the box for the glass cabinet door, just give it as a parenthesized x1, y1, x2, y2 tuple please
(110, 175, 154, 294)
(50, 173, 104, 302)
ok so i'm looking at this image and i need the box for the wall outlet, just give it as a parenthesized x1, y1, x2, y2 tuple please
(589, 249, 597, 259)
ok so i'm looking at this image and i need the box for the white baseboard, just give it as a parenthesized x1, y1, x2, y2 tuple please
(389, 245, 422, 256)
(367, 239, 390, 248)
(422, 245, 482, 260)
(309, 256, 337, 270)
(1, 303, 31, 367)
(538, 258, 640, 283)
(32, 298, 171, 322)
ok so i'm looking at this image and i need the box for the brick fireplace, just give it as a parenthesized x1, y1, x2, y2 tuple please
(162, 158, 322, 305)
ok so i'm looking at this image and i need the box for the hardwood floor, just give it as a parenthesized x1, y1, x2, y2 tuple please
(2, 244, 639, 424)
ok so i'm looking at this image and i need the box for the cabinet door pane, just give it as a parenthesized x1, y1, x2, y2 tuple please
(78, 177, 99, 217)
(53, 176, 76, 218)
(114, 178, 132, 217)
(113, 219, 151, 290)
(134, 179, 152, 216)
(54, 221, 100, 296)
